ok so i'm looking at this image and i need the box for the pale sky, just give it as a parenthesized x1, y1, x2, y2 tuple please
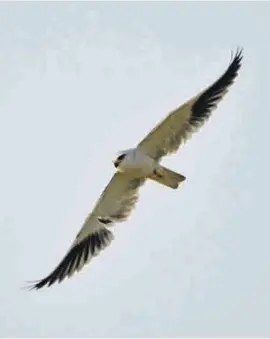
(0, 1, 269, 338)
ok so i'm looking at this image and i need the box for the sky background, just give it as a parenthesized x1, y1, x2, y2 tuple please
(0, 1, 269, 338)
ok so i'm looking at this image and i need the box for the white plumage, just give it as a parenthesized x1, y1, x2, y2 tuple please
(30, 49, 243, 289)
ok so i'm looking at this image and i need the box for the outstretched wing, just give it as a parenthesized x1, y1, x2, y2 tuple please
(137, 49, 243, 160)
(29, 172, 145, 290)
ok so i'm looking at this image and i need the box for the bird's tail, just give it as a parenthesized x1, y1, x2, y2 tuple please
(148, 166, 186, 189)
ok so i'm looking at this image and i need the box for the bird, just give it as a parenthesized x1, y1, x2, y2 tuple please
(29, 48, 243, 290)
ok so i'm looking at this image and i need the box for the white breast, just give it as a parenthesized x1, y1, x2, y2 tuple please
(118, 149, 156, 177)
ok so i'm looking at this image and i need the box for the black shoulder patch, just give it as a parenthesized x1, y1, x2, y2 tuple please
(98, 217, 113, 225)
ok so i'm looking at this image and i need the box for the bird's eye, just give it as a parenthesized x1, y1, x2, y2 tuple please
(117, 154, 126, 161)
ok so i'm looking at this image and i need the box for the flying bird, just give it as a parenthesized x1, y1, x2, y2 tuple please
(30, 49, 243, 289)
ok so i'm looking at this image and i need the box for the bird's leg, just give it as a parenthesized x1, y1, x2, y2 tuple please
(153, 168, 164, 178)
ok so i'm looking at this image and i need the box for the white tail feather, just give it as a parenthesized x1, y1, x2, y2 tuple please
(148, 166, 186, 189)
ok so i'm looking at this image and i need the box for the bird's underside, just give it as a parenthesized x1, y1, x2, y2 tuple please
(29, 48, 243, 290)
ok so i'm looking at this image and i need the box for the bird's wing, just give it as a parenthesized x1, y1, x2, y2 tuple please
(137, 49, 243, 160)
(30, 172, 145, 290)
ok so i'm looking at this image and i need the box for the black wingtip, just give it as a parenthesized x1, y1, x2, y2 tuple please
(230, 47, 243, 68)
(190, 47, 243, 127)
(25, 276, 59, 291)
(26, 277, 54, 291)
(231, 46, 243, 61)
(27, 228, 113, 290)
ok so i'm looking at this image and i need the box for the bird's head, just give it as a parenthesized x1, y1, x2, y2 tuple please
(113, 152, 127, 169)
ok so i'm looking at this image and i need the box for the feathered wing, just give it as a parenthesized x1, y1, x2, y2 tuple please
(30, 173, 145, 290)
(137, 49, 243, 160)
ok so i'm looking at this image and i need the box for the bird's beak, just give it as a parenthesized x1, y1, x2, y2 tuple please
(113, 159, 120, 168)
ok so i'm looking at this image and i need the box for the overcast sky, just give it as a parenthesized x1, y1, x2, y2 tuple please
(0, 1, 269, 338)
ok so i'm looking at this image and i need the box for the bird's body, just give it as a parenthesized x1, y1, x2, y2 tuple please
(114, 148, 157, 177)
(29, 49, 243, 290)
(113, 148, 185, 189)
